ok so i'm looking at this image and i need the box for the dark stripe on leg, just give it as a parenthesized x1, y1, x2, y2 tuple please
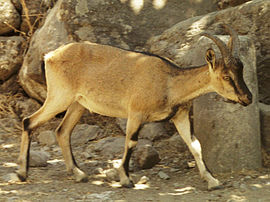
(69, 137, 78, 167)
(123, 126, 142, 176)
(23, 118, 30, 131)
(26, 134, 31, 171)
(123, 148, 133, 176)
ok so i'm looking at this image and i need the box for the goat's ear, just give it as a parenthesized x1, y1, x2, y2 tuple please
(205, 48, 216, 70)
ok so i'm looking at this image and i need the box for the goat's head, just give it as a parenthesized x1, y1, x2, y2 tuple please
(202, 25, 252, 106)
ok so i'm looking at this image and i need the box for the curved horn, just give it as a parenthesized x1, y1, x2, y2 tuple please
(201, 32, 231, 65)
(222, 24, 239, 58)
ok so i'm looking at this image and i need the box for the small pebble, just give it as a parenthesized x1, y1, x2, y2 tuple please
(158, 171, 170, 180)
(137, 176, 149, 184)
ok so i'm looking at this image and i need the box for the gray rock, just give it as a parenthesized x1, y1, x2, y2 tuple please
(158, 171, 170, 180)
(94, 136, 125, 157)
(0, 118, 20, 136)
(167, 133, 187, 152)
(85, 191, 114, 201)
(105, 168, 119, 182)
(29, 150, 50, 167)
(115, 118, 127, 133)
(259, 103, 270, 151)
(0, 0, 20, 35)
(0, 36, 25, 81)
(217, 0, 250, 9)
(81, 151, 95, 159)
(15, 98, 41, 119)
(139, 122, 168, 141)
(71, 124, 102, 145)
(38, 130, 57, 146)
(135, 144, 160, 169)
(137, 139, 153, 147)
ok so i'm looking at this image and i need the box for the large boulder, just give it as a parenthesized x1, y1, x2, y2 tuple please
(148, 2, 263, 173)
(0, 0, 20, 35)
(259, 103, 270, 152)
(149, 0, 270, 104)
(19, 0, 218, 102)
(0, 36, 25, 81)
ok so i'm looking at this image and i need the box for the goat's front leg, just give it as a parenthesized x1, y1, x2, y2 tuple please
(172, 107, 221, 190)
(55, 102, 87, 182)
(118, 113, 142, 188)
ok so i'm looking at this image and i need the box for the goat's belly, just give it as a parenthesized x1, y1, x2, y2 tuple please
(76, 94, 128, 118)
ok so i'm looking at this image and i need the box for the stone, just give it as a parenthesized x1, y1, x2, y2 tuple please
(38, 130, 57, 146)
(115, 118, 127, 133)
(137, 176, 150, 184)
(217, 0, 250, 9)
(85, 191, 114, 201)
(19, 0, 218, 102)
(158, 171, 170, 180)
(71, 124, 102, 145)
(0, 0, 20, 35)
(0, 36, 25, 81)
(105, 168, 119, 182)
(0, 75, 20, 94)
(139, 122, 168, 141)
(135, 144, 160, 169)
(167, 133, 188, 153)
(15, 98, 41, 119)
(94, 136, 125, 157)
(29, 150, 50, 167)
(259, 103, 270, 151)
(0, 118, 20, 136)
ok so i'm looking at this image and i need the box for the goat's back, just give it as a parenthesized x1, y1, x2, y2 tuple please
(44, 42, 174, 117)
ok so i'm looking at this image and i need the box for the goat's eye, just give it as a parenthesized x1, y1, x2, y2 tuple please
(223, 76, 230, 81)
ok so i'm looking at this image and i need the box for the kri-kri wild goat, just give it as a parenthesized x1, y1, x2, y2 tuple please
(16, 25, 252, 190)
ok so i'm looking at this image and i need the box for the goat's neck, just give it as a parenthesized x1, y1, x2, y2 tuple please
(169, 64, 213, 105)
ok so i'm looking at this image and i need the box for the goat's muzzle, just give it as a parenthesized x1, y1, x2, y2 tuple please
(238, 92, 252, 107)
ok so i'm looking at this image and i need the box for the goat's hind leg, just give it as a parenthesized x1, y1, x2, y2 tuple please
(118, 113, 142, 188)
(55, 102, 87, 182)
(172, 107, 221, 190)
(16, 97, 71, 181)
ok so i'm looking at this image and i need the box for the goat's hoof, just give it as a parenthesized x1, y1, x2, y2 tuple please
(120, 179, 134, 188)
(209, 184, 224, 191)
(15, 170, 27, 182)
(75, 173, 88, 183)
(122, 181, 134, 188)
(73, 167, 88, 182)
(208, 179, 223, 190)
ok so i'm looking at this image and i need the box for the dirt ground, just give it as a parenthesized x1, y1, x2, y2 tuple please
(1, 94, 270, 202)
